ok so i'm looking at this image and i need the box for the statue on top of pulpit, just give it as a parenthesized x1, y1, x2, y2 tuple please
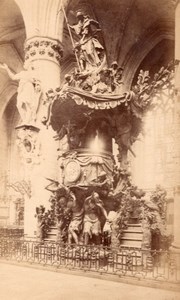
(69, 11, 105, 72)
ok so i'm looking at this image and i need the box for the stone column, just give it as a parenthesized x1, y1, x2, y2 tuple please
(14, 0, 70, 238)
(15, 0, 67, 90)
(171, 0, 180, 251)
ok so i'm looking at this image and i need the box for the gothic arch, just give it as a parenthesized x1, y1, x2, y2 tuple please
(0, 92, 21, 197)
(122, 20, 174, 89)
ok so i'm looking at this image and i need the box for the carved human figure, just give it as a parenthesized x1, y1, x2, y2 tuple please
(109, 61, 123, 93)
(103, 211, 117, 246)
(55, 116, 91, 150)
(67, 192, 84, 244)
(92, 68, 112, 94)
(56, 195, 72, 243)
(83, 191, 107, 245)
(107, 110, 136, 167)
(70, 12, 104, 72)
(35, 205, 46, 242)
(89, 171, 112, 198)
(0, 63, 41, 124)
(16, 206, 24, 226)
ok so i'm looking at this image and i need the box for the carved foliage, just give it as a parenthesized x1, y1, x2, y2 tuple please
(143, 185, 167, 235)
(24, 38, 63, 66)
(131, 63, 175, 113)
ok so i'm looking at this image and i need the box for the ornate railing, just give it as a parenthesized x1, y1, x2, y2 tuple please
(0, 238, 179, 284)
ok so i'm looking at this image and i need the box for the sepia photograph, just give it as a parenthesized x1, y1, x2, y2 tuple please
(0, 0, 180, 299)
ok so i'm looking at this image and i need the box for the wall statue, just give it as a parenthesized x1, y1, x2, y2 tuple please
(0, 63, 42, 125)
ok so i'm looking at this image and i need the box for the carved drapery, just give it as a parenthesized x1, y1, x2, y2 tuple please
(60, 149, 114, 186)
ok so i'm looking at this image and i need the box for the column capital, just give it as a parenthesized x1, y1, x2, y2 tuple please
(24, 37, 63, 68)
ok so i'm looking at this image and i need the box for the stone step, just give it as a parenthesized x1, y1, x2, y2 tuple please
(46, 226, 57, 239)
(47, 231, 57, 236)
(120, 244, 142, 249)
(123, 227, 143, 233)
(44, 237, 56, 243)
(126, 227, 142, 232)
(126, 224, 142, 229)
(48, 228, 57, 234)
(127, 223, 141, 226)
(122, 232, 143, 238)
(121, 235, 143, 241)
(120, 239, 142, 247)
(120, 222, 143, 249)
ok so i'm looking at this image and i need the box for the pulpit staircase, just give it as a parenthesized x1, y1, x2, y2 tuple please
(44, 226, 57, 242)
(45, 223, 144, 249)
(118, 221, 146, 268)
(120, 223, 143, 249)
(43, 222, 147, 269)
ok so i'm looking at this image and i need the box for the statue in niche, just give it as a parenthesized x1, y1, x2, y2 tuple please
(35, 205, 47, 242)
(67, 191, 84, 244)
(15, 199, 24, 226)
(83, 191, 107, 245)
(17, 207, 24, 226)
(0, 63, 42, 125)
(70, 12, 104, 72)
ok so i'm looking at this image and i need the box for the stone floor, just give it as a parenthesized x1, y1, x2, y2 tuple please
(0, 262, 180, 300)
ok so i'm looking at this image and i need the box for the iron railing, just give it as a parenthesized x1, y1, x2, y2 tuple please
(0, 238, 179, 284)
